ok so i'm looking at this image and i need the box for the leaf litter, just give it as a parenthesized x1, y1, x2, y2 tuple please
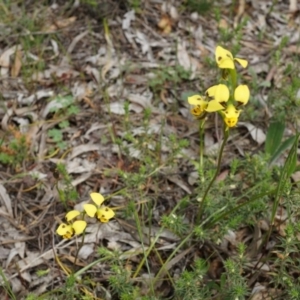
(0, 0, 298, 298)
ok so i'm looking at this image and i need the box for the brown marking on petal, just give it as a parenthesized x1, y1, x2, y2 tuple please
(105, 208, 109, 211)
(191, 107, 201, 116)
(63, 229, 74, 239)
(225, 118, 237, 127)
(226, 54, 231, 58)
(218, 56, 222, 61)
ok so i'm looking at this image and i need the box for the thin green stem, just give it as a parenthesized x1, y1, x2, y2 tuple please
(153, 231, 194, 286)
(0, 268, 16, 300)
(134, 197, 186, 280)
(199, 119, 205, 183)
(196, 128, 229, 224)
(230, 68, 237, 91)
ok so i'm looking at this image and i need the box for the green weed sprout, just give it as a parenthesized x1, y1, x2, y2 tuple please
(187, 45, 250, 223)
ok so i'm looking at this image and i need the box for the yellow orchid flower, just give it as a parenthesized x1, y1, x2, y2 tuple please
(215, 46, 248, 69)
(234, 85, 250, 105)
(56, 210, 87, 239)
(223, 104, 241, 128)
(203, 84, 229, 112)
(84, 192, 115, 223)
(187, 95, 208, 116)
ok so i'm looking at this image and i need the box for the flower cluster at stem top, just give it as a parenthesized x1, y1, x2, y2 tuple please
(188, 46, 250, 128)
(56, 192, 115, 239)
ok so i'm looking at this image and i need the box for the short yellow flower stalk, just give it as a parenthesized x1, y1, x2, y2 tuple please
(56, 210, 87, 239)
(84, 192, 115, 223)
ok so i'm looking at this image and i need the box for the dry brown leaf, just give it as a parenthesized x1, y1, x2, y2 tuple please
(11, 49, 22, 77)
(168, 175, 191, 194)
(78, 244, 94, 259)
(0, 45, 18, 67)
(158, 15, 172, 34)
(289, 0, 298, 12)
(177, 40, 191, 71)
(68, 144, 100, 160)
(216, 169, 229, 182)
(55, 16, 76, 28)
(0, 184, 13, 216)
(122, 10, 135, 30)
(43, 16, 76, 32)
(66, 158, 96, 174)
(218, 19, 228, 29)
(238, 122, 266, 145)
(234, 0, 246, 28)
(291, 170, 300, 183)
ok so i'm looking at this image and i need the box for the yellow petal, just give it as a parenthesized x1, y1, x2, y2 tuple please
(215, 46, 233, 60)
(216, 84, 230, 102)
(206, 85, 217, 98)
(218, 58, 235, 69)
(90, 192, 105, 206)
(84, 204, 97, 217)
(234, 58, 248, 68)
(215, 46, 235, 69)
(205, 100, 224, 112)
(206, 84, 229, 103)
(188, 95, 205, 105)
(234, 85, 250, 105)
(96, 207, 115, 223)
(223, 104, 241, 127)
(56, 223, 73, 236)
(72, 220, 87, 235)
(65, 210, 80, 222)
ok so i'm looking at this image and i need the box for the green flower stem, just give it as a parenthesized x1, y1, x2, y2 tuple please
(153, 231, 194, 286)
(230, 69, 237, 91)
(134, 198, 186, 281)
(196, 128, 229, 224)
(199, 119, 205, 182)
